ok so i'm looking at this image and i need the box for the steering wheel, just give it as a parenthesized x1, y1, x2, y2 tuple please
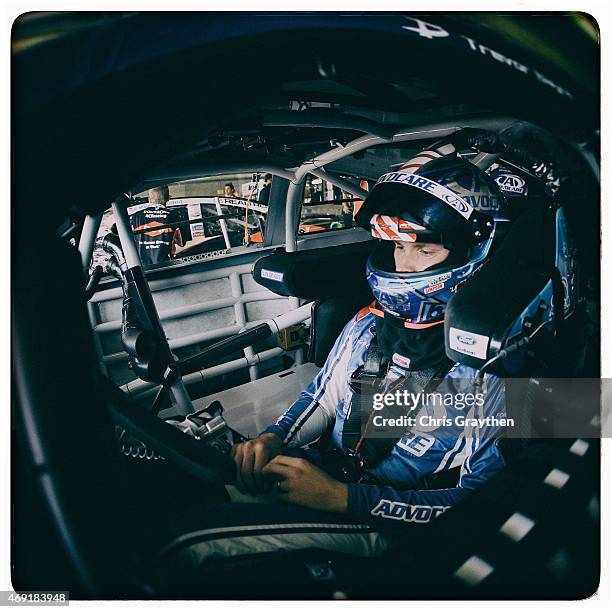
(86, 235, 237, 487)
(104, 377, 236, 486)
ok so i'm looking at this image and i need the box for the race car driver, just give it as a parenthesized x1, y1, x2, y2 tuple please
(163, 151, 510, 563)
(233, 152, 508, 519)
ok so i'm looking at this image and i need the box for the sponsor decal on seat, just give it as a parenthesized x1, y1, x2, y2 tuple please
(449, 327, 489, 359)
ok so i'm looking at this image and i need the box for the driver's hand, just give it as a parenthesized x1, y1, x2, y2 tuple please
(231, 432, 284, 494)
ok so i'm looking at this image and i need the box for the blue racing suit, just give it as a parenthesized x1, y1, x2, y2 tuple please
(264, 311, 507, 525)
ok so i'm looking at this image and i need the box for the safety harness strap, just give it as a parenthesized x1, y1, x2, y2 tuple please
(342, 336, 453, 472)
(356, 361, 451, 470)
(342, 337, 383, 453)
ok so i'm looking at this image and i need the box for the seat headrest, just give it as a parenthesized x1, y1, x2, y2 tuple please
(444, 206, 565, 374)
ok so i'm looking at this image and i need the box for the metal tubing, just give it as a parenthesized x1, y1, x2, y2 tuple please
(215, 197, 233, 249)
(111, 198, 193, 414)
(309, 134, 388, 169)
(123, 347, 285, 398)
(94, 296, 234, 334)
(121, 301, 313, 395)
(264, 302, 313, 334)
(90, 263, 256, 303)
(230, 272, 259, 381)
(102, 300, 311, 364)
(102, 324, 244, 364)
(285, 178, 306, 253)
(138, 164, 295, 188)
(93, 291, 284, 333)
(308, 167, 369, 199)
(111, 200, 144, 270)
(78, 213, 102, 271)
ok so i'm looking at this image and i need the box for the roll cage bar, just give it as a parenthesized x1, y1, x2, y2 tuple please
(79, 113, 520, 264)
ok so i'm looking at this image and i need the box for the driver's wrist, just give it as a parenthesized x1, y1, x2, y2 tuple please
(259, 432, 283, 449)
(327, 482, 349, 513)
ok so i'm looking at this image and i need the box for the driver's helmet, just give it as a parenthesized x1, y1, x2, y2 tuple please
(355, 151, 508, 327)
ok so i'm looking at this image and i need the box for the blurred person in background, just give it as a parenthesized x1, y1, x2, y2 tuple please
(259, 174, 273, 204)
(129, 185, 184, 265)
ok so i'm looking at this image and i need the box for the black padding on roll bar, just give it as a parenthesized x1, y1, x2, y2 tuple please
(252, 240, 375, 301)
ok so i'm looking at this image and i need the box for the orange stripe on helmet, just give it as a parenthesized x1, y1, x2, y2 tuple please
(373, 215, 401, 240)
(371, 214, 422, 242)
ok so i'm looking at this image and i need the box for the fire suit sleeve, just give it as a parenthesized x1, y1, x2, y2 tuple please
(263, 316, 360, 448)
(347, 433, 505, 523)
(347, 374, 507, 523)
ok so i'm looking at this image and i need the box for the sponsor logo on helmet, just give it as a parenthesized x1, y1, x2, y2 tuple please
(494, 173, 527, 195)
(428, 272, 452, 285)
(375, 172, 474, 220)
(424, 282, 445, 294)
(443, 192, 471, 215)
(462, 194, 501, 211)
(371, 499, 450, 523)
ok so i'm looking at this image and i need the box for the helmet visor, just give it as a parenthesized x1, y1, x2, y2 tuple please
(369, 214, 442, 243)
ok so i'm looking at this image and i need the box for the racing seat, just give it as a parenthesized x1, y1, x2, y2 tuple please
(308, 296, 370, 366)
(252, 240, 376, 365)
(444, 203, 595, 443)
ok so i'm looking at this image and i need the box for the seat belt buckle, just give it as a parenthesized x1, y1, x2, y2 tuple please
(322, 447, 365, 483)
